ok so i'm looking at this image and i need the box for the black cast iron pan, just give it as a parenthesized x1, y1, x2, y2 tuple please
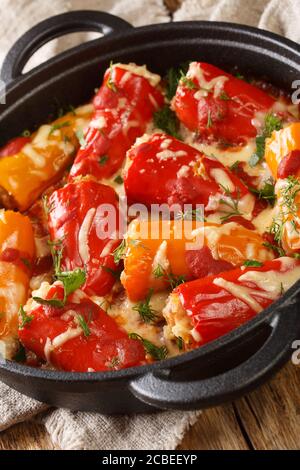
(0, 11, 299, 413)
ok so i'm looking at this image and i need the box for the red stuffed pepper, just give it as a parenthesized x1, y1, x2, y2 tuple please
(19, 282, 145, 372)
(163, 257, 300, 348)
(173, 62, 278, 144)
(124, 133, 255, 217)
(47, 179, 120, 296)
(69, 63, 164, 180)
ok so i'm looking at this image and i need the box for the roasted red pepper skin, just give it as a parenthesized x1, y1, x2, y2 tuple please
(69, 66, 164, 180)
(277, 150, 300, 179)
(124, 133, 250, 209)
(173, 62, 276, 144)
(19, 284, 145, 372)
(0, 136, 31, 158)
(48, 180, 120, 296)
(174, 257, 300, 347)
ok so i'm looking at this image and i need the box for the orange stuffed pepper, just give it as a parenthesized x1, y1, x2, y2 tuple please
(0, 105, 93, 211)
(265, 122, 300, 180)
(0, 211, 35, 357)
(121, 218, 274, 301)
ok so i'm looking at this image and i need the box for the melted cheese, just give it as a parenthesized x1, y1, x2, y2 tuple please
(156, 149, 187, 161)
(113, 63, 161, 87)
(22, 144, 46, 168)
(152, 241, 170, 274)
(239, 259, 300, 296)
(252, 206, 274, 234)
(108, 291, 169, 348)
(192, 222, 237, 259)
(213, 258, 300, 313)
(188, 62, 228, 98)
(213, 277, 262, 312)
(210, 168, 235, 191)
(90, 116, 107, 130)
(78, 207, 96, 264)
(176, 165, 190, 178)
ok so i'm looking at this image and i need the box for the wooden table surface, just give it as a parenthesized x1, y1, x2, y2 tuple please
(1, 0, 299, 450)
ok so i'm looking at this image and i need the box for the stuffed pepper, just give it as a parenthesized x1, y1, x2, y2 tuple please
(0, 211, 35, 357)
(163, 257, 300, 348)
(124, 133, 255, 219)
(47, 179, 121, 296)
(265, 122, 300, 180)
(0, 105, 93, 211)
(121, 218, 274, 301)
(19, 281, 145, 371)
(173, 62, 282, 144)
(69, 63, 164, 181)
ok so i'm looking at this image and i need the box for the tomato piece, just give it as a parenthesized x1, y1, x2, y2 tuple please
(69, 65, 164, 180)
(19, 284, 145, 372)
(0, 136, 31, 157)
(173, 62, 276, 144)
(48, 180, 120, 296)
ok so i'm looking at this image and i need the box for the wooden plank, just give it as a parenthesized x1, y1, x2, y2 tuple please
(0, 421, 55, 450)
(234, 363, 300, 450)
(178, 404, 249, 450)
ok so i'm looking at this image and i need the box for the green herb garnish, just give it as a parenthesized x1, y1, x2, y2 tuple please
(76, 129, 86, 148)
(114, 175, 123, 184)
(165, 63, 189, 100)
(19, 305, 33, 328)
(32, 296, 65, 308)
(107, 61, 118, 93)
(250, 114, 282, 167)
(132, 289, 158, 324)
(49, 121, 71, 136)
(101, 265, 121, 279)
(206, 109, 213, 128)
(175, 208, 205, 221)
(42, 194, 55, 215)
(113, 239, 126, 264)
(153, 264, 186, 289)
(48, 238, 64, 275)
(13, 344, 27, 363)
(129, 333, 168, 360)
(176, 336, 184, 351)
(262, 241, 286, 257)
(250, 180, 276, 206)
(107, 356, 121, 369)
(243, 260, 263, 267)
(180, 70, 197, 90)
(219, 91, 232, 101)
(230, 160, 241, 172)
(99, 155, 109, 166)
(153, 105, 181, 139)
(76, 314, 91, 337)
(56, 268, 86, 299)
(219, 186, 243, 223)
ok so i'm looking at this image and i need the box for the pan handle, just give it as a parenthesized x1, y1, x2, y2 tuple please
(130, 291, 300, 410)
(1, 10, 132, 84)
